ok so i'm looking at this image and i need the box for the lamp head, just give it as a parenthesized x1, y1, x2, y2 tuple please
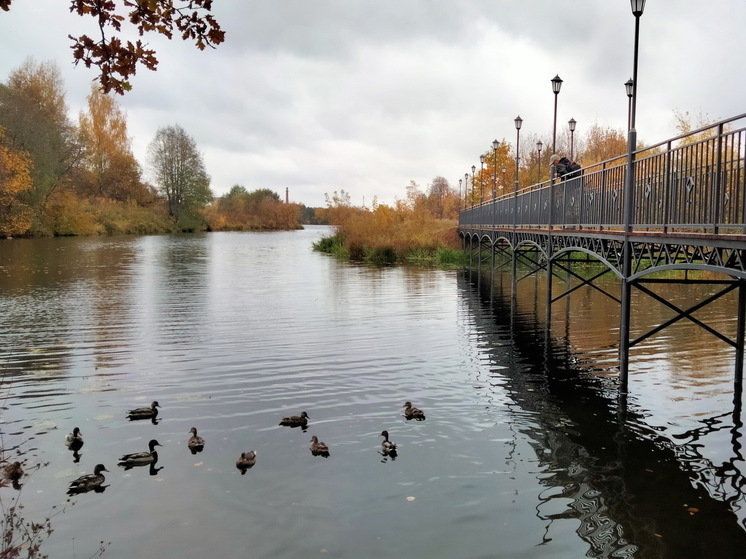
(480, 154, 485, 164)
(471, 165, 476, 174)
(568, 118, 576, 132)
(630, 0, 645, 17)
(551, 74, 563, 94)
(625, 78, 634, 98)
(492, 139, 499, 150)
(536, 140, 543, 151)
(514, 115, 523, 130)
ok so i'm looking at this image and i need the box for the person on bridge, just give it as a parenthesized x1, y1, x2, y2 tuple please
(549, 153, 569, 180)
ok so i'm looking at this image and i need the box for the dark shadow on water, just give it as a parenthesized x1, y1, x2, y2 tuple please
(460, 269, 746, 559)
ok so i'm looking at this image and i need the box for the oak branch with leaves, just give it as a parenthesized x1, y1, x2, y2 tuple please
(0, 0, 225, 94)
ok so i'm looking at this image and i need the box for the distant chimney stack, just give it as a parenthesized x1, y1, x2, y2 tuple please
(285, 187, 289, 203)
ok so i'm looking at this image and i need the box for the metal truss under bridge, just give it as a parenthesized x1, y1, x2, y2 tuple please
(458, 113, 746, 392)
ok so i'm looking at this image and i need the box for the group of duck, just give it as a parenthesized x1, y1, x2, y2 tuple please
(3, 399, 427, 495)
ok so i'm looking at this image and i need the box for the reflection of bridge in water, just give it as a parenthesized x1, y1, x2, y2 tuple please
(458, 113, 746, 390)
(458, 272, 746, 558)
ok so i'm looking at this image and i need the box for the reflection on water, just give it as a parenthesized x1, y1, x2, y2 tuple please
(0, 229, 745, 558)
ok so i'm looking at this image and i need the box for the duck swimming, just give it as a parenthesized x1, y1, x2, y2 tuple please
(2, 461, 23, 483)
(65, 427, 84, 452)
(118, 439, 162, 469)
(309, 435, 330, 457)
(187, 427, 205, 454)
(126, 401, 160, 421)
(403, 401, 426, 421)
(236, 451, 257, 474)
(279, 411, 309, 428)
(67, 464, 108, 495)
(380, 430, 397, 455)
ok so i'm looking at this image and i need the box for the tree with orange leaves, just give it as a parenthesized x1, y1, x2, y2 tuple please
(0, 127, 33, 236)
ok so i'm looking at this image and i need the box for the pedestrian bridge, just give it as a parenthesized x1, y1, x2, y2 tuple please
(458, 113, 746, 388)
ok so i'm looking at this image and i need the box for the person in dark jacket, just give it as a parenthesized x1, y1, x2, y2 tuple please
(549, 153, 569, 180)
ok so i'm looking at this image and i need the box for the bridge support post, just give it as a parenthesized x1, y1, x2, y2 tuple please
(619, 128, 637, 393)
(736, 281, 746, 388)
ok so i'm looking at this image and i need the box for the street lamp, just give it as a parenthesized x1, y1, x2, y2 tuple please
(458, 178, 462, 210)
(629, 0, 645, 130)
(492, 139, 499, 199)
(471, 165, 476, 208)
(551, 74, 563, 153)
(568, 118, 576, 161)
(464, 172, 469, 208)
(479, 154, 485, 203)
(514, 115, 522, 228)
(536, 140, 543, 183)
(625, 78, 634, 131)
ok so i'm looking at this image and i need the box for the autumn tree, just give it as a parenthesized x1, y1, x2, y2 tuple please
(0, 59, 80, 218)
(148, 124, 212, 229)
(1, 0, 225, 94)
(0, 126, 33, 235)
(577, 124, 628, 167)
(78, 85, 151, 203)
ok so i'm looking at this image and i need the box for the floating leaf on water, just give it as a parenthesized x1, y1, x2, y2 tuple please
(687, 507, 699, 515)
(406, 496, 416, 501)
(194, 462, 204, 467)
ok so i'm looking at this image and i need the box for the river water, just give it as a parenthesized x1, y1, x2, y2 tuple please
(0, 227, 744, 559)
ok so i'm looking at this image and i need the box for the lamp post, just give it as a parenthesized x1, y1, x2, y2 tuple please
(458, 178, 462, 211)
(620, 0, 646, 385)
(568, 118, 576, 161)
(514, 115, 522, 228)
(492, 139, 499, 199)
(625, 78, 634, 131)
(464, 172, 469, 208)
(479, 155, 485, 203)
(471, 165, 476, 208)
(536, 140, 543, 183)
(551, 74, 563, 154)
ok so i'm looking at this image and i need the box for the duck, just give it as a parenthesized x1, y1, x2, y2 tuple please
(2, 461, 23, 483)
(236, 450, 257, 474)
(187, 427, 205, 454)
(126, 400, 160, 420)
(65, 427, 84, 452)
(380, 430, 397, 455)
(67, 464, 108, 495)
(403, 401, 426, 421)
(279, 411, 309, 428)
(309, 435, 330, 457)
(118, 439, 162, 468)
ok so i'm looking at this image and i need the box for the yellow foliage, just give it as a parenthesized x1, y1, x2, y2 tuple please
(0, 128, 34, 236)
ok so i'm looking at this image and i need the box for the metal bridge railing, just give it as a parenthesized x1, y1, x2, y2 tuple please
(459, 113, 746, 235)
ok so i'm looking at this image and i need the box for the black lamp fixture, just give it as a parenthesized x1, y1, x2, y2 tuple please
(492, 139, 499, 199)
(471, 165, 476, 208)
(458, 178, 462, 210)
(568, 118, 577, 161)
(551, 74, 563, 153)
(536, 140, 543, 183)
(464, 172, 469, 208)
(625, 78, 634, 131)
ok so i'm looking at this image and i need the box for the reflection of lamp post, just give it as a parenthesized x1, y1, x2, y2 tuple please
(514, 115, 522, 228)
(551, 74, 563, 153)
(492, 139, 499, 199)
(536, 140, 543, 184)
(479, 154, 485, 203)
(471, 165, 476, 208)
(568, 118, 576, 161)
(625, 78, 634, 131)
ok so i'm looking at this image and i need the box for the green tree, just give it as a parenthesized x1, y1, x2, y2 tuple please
(148, 124, 212, 230)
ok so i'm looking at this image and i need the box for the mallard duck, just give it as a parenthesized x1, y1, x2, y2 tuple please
(67, 464, 108, 495)
(309, 435, 330, 457)
(118, 439, 162, 468)
(126, 400, 160, 420)
(236, 451, 257, 474)
(403, 401, 426, 421)
(65, 427, 84, 451)
(187, 427, 205, 454)
(380, 430, 397, 454)
(2, 461, 23, 483)
(279, 411, 309, 428)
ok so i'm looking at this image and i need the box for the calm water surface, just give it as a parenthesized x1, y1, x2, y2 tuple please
(0, 227, 745, 558)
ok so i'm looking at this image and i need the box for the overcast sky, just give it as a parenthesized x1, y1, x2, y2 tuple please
(1, 1, 744, 207)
